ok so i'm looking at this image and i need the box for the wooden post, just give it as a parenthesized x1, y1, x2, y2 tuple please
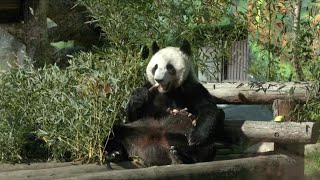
(273, 99, 304, 179)
(273, 99, 297, 121)
(274, 144, 304, 180)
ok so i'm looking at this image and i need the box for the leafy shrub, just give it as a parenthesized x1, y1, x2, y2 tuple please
(0, 0, 242, 164)
(78, 0, 235, 45)
(78, 0, 240, 81)
(248, 42, 295, 81)
(295, 57, 320, 122)
(0, 48, 146, 163)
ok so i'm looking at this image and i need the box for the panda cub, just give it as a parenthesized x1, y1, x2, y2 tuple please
(106, 40, 224, 166)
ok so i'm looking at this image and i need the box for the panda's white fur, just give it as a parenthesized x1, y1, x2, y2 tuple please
(146, 46, 197, 93)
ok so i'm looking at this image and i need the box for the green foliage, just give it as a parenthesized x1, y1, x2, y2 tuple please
(2, 0, 319, 164)
(1, 0, 248, 164)
(291, 1, 320, 124)
(79, 0, 235, 45)
(305, 150, 320, 177)
(294, 57, 320, 122)
(245, 0, 320, 81)
(0, 48, 146, 163)
(249, 42, 295, 81)
(78, 0, 245, 81)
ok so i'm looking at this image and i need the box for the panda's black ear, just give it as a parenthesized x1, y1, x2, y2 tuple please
(140, 45, 149, 60)
(152, 41, 160, 54)
(180, 40, 191, 56)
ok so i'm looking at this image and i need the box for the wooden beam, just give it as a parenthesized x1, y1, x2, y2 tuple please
(223, 120, 320, 144)
(203, 81, 316, 104)
(59, 155, 295, 180)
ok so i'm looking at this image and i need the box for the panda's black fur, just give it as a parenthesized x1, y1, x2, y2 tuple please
(105, 40, 225, 166)
(106, 114, 219, 166)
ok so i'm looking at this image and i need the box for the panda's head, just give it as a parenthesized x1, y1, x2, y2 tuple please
(146, 40, 197, 93)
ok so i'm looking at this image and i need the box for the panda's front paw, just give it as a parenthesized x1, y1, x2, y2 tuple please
(169, 146, 183, 164)
(129, 87, 150, 108)
(107, 150, 123, 162)
(188, 130, 208, 146)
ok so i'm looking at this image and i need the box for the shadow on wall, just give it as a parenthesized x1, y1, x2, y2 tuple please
(218, 104, 273, 121)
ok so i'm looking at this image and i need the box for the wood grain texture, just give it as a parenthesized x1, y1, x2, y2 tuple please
(203, 81, 316, 104)
(0, 155, 292, 180)
(224, 120, 320, 144)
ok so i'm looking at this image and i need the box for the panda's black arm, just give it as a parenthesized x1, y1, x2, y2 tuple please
(188, 99, 219, 146)
(125, 83, 153, 122)
(186, 84, 223, 146)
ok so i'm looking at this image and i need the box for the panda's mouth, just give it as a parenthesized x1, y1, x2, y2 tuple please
(157, 82, 170, 93)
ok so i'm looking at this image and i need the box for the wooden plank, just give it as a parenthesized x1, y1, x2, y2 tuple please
(0, 155, 296, 180)
(0, 161, 144, 180)
(54, 155, 296, 180)
(224, 120, 320, 144)
(203, 81, 316, 104)
(0, 164, 107, 180)
(246, 38, 249, 80)
(0, 161, 142, 173)
(229, 43, 234, 80)
(237, 41, 240, 80)
(237, 40, 241, 80)
(0, 162, 82, 172)
(242, 39, 246, 80)
(234, 41, 237, 80)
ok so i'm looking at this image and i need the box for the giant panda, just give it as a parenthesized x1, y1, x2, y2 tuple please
(105, 40, 225, 166)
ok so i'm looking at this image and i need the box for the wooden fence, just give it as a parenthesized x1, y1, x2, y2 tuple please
(225, 38, 249, 81)
(0, 81, 318, 180)
(198, 38, 250, 82)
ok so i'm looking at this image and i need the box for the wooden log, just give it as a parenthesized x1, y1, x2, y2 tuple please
(274, 144, 305, 180)
(57, 155, 296, 180)
(223, 120, 320, 144)
(273, 99, 297, 121)
(0, 162, 82, 173)
(0, 163, 108, 180)
(202, 81, 316, 104)
(272, 100, 305, 179)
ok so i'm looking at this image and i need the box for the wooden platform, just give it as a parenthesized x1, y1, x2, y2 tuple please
(0, 154, 296, 180)
(0, 161, 127, 180)
(0, 120, 317, 180)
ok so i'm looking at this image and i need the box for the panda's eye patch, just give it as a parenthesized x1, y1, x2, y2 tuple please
(166, 64, 176, 75)
(152, 64, 158, 75)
